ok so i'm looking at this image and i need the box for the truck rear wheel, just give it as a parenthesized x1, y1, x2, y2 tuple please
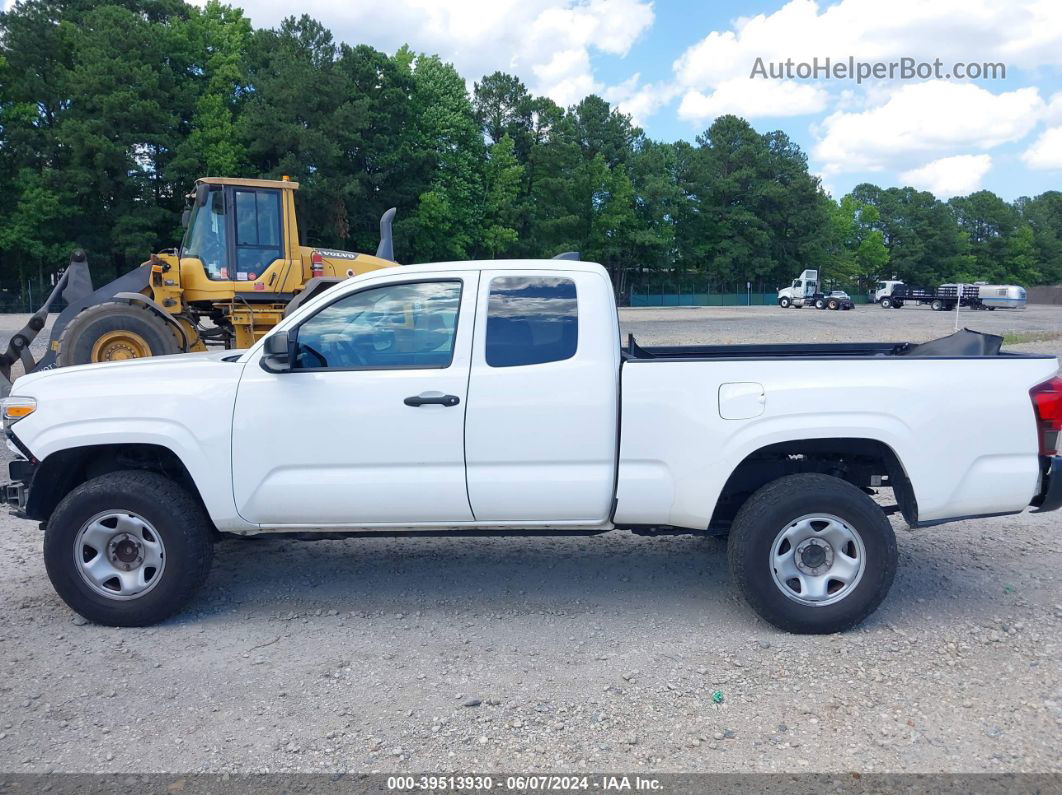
(827, 299, 839, 310)
(44, 471, 214, 626)
(814, 298, 826, 309)
(57, 302, 179, 366)
(931, 299, 944, 311)
(727, 473, 897, 634)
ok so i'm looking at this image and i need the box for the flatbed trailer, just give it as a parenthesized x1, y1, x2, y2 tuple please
(881, 284, 985, 310)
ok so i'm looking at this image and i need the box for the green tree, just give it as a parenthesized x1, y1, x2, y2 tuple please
(481, 135, 524, 258)
(402, 53, 485, 262)
(948, 190, 1018, 281)
(472, 72, 533, 157)
(1017, 192, 1062, 284)
(829, 195, 888, 291)
(588, 159, 639, 281)
(1003, 224, 1041, 285)
(171, 2, 252, 180)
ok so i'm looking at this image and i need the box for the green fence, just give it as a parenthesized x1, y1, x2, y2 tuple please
(615, 270, 870, 307)
(627, 290, 871, 307)
(629, 291, 777, 307)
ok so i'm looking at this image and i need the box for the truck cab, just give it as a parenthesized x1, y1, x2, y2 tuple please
(872, 280, 905, 307)
(777, 270, 819, 308)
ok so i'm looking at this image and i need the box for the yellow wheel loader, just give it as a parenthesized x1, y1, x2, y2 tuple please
(0, 177, 398, 384)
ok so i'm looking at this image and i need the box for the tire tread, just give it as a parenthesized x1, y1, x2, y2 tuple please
(44, 470, 214, 626)
(727, 473, 897, 634)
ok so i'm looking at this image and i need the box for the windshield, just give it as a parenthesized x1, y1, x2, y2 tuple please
(181, 187, 228, 280)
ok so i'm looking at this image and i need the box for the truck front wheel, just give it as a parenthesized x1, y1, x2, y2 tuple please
(879, 297, 892, 308)
(44, 471, 214, 626)
(778, 297, 791, 308)
(727, 473, 897, 634)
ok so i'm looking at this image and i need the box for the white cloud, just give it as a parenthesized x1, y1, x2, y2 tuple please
(1046, 92, 1062, 125)
(1022, 127, 1062, 169)
(669, 0, 1062, 125)
(813, 82, 1044, 175)
(210, 0, 654, 110)
(603, 76, 680, 126)
(899, 154, 993, 197)
(678, 79, 827, 121)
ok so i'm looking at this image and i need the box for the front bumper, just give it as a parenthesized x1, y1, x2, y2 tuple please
(3, 480, 28, 515)
(3, 457, 35, 517)
(1031, 456, 1062, 513)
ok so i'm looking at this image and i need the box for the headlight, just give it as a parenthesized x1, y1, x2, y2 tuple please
(1, 397, 36, 432)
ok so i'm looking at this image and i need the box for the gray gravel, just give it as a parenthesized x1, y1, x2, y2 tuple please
(0, 307, 1060, 774)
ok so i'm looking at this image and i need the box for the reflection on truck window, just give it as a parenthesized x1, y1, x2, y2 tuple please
(233, 189, 283, 276)
(294, 281, 461, 370)
(182, 187, 227, 279)
(485, 277, 578, 367)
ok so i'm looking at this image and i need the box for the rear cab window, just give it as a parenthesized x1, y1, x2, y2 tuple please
(485, 277, 578, 367)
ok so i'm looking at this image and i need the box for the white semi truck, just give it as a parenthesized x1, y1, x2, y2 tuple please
(777, 269, 820, 308)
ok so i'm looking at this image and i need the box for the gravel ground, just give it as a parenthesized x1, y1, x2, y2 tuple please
(0, 305, 1060, 775)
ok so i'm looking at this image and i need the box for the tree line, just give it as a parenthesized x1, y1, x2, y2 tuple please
(1, 0, 1060, 305)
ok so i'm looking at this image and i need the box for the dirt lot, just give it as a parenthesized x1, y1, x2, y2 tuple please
(0, 304, 1060, 775)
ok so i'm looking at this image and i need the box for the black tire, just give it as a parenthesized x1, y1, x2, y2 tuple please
(814, 298, 826, 309)
(827, 299, 839, 310)
(727, 473, 897, 634)
(57, 302, 179, 367)
(779, 297, 791, 308)
(879, 297, 892, 309)
(44, 471, 214, 626)
(931, 299, 944, 311)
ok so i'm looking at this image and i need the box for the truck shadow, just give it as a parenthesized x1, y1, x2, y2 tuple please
(191, 527, 1004, 629)
(205, 532, 734, 617)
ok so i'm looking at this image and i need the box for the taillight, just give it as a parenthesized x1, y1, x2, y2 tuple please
(310, 251, 324, 278)
(1030, 376, 1062, 456)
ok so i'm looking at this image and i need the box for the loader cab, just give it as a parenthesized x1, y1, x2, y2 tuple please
(179, 177, 301, 298)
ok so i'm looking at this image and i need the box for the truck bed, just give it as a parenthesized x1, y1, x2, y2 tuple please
(623, 330, 1053, 360)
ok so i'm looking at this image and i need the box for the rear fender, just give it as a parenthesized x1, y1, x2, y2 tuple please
(112, 291, 191, 350)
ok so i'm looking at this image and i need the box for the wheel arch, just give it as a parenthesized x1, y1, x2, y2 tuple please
(709, 437, 916, 531)
(26, 443, 212, 528)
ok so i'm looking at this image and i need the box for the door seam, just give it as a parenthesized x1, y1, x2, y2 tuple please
(461, 272, 481, 521)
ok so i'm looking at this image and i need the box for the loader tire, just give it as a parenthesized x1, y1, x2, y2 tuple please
(57, 302, 179, 366)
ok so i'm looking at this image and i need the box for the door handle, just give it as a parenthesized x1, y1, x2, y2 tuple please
(404, 393, 460, 408)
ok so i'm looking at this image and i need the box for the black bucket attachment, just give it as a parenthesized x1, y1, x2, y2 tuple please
(0, 250, 152, 386)
(0, 250, 94, 385)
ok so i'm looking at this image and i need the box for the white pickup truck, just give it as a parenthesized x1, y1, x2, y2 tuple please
(4, 260, 1061, 633)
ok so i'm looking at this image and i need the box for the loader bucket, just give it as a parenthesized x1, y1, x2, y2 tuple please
(0, 251, 151, 389)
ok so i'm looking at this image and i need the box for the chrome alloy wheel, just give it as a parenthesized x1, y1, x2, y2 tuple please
(73, 511, 166, 600)
(769, 513, 866, 606)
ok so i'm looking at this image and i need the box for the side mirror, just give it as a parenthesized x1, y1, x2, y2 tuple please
(260, 331, 292, 373)
(181, 208, 191, 228)
(195, 183, 210, 207)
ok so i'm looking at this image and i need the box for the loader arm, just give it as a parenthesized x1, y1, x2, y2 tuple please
(0, 252, 151, 386)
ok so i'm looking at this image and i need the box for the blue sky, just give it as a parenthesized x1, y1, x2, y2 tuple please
(213, 0, 1062, 200)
